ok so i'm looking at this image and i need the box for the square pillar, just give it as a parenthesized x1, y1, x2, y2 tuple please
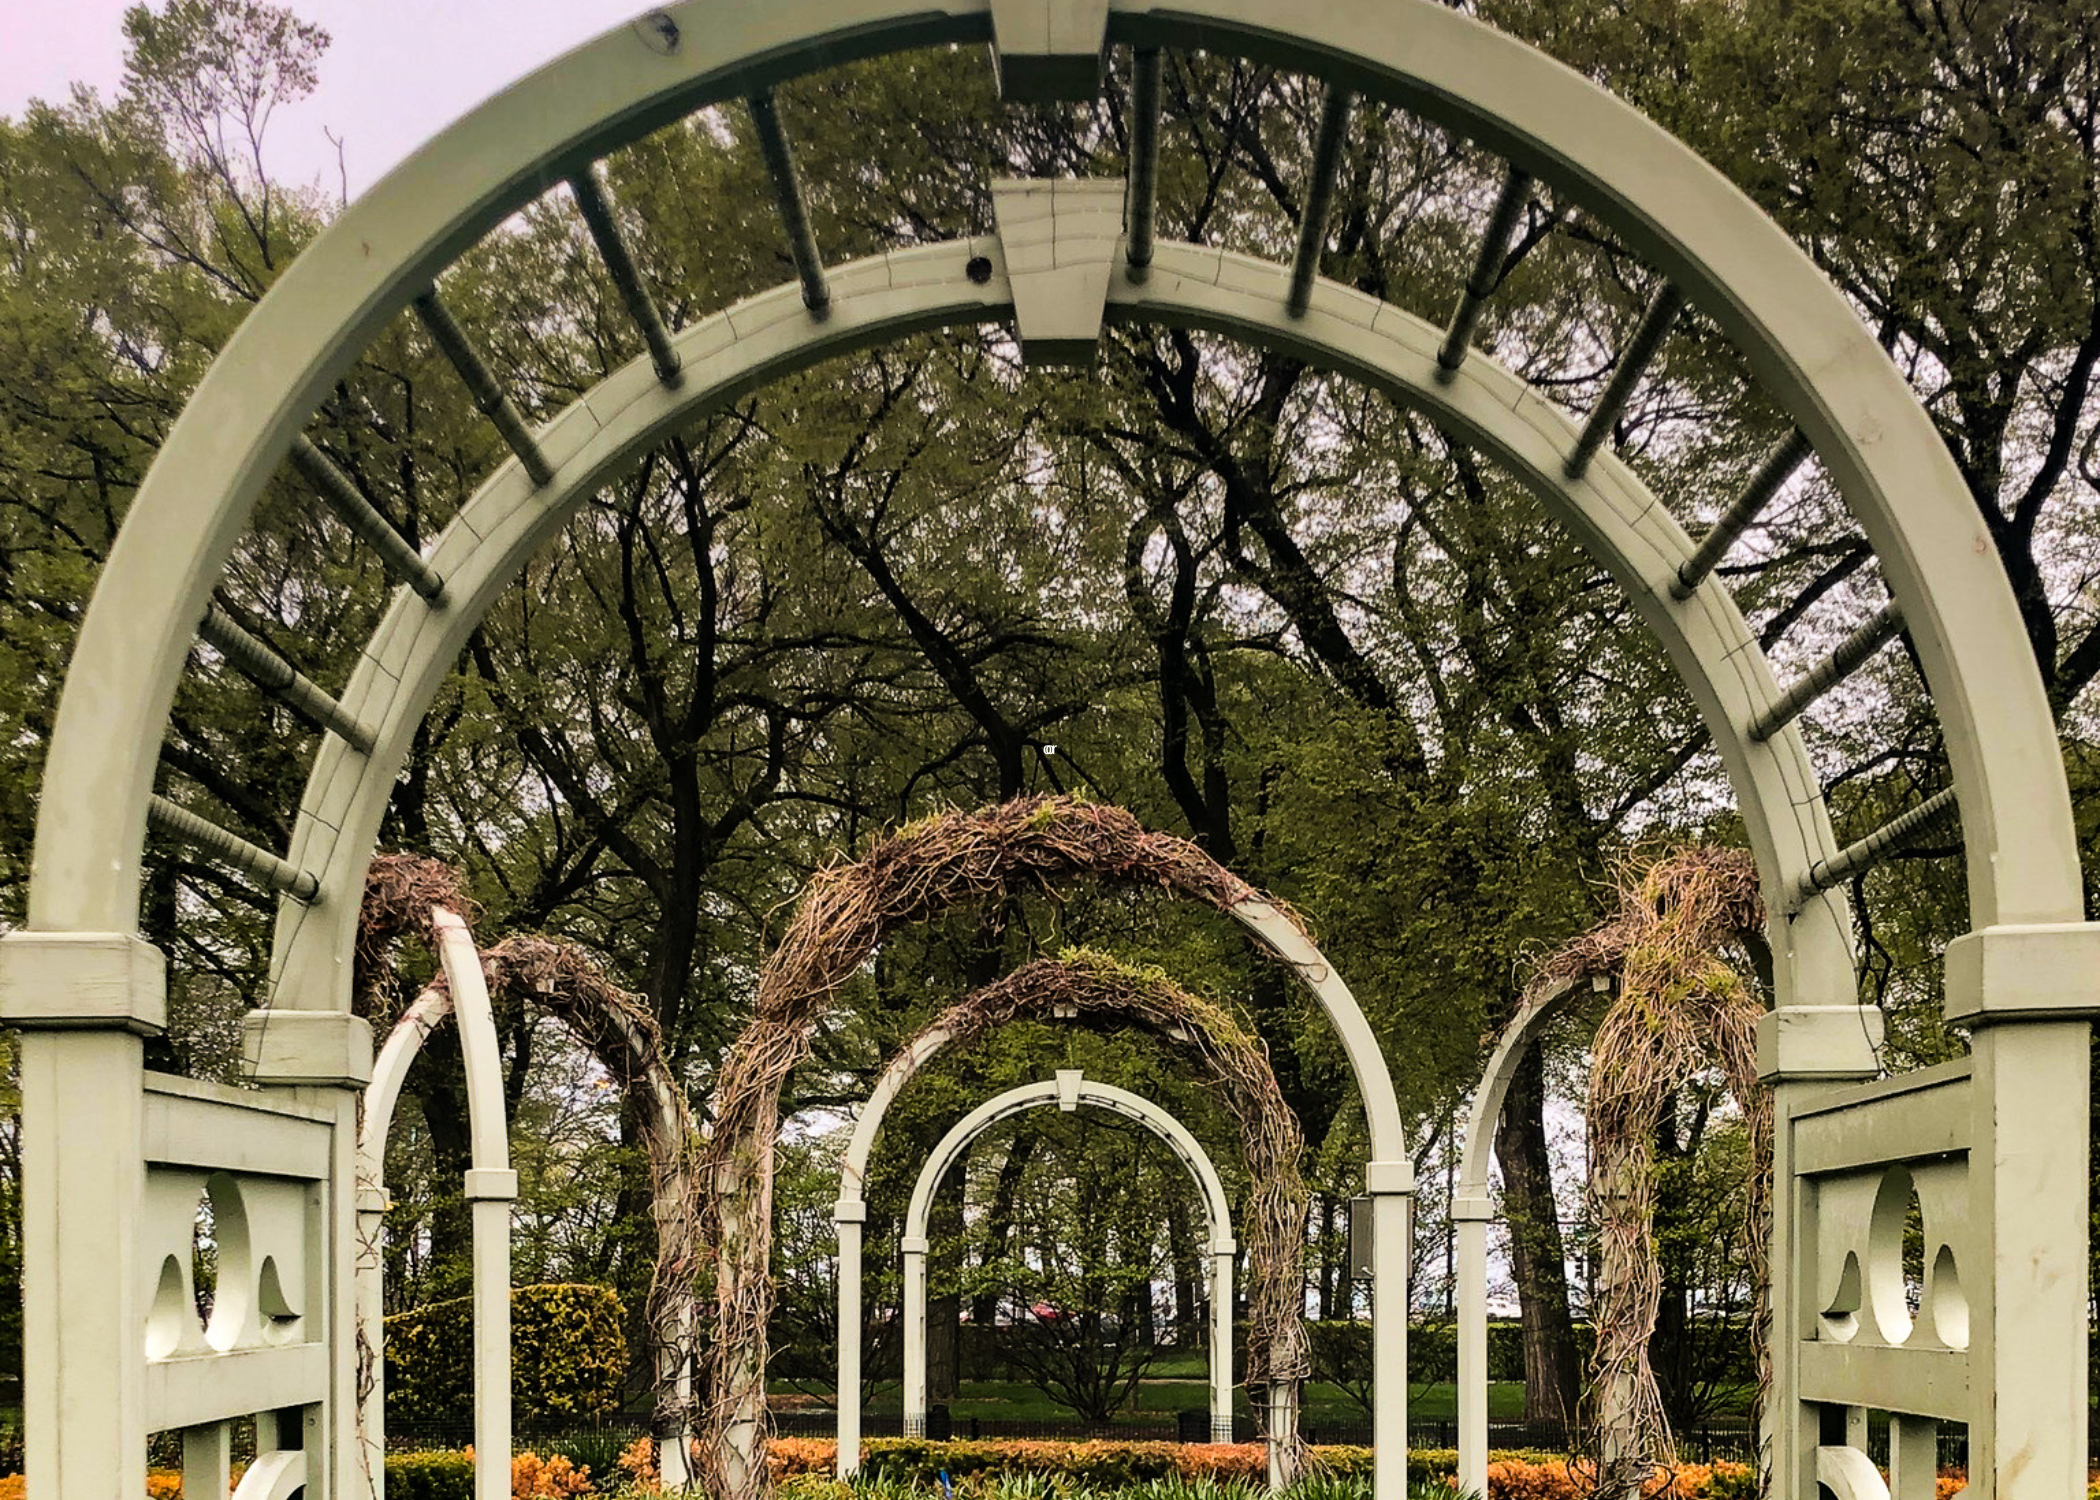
(0, 932, 167, 1500)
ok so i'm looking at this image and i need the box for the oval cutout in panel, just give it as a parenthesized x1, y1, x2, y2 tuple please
(1930, 1243, 1969, 1349)
(1867, 1166, 1917, 1344)
(145, 1254, 189, 1359)
(1819, 1249, 1862, 1342)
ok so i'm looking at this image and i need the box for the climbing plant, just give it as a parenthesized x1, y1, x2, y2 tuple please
(1519, 847, 1768, 1498)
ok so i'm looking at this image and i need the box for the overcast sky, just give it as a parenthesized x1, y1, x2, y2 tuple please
(2, 0, 653, 196)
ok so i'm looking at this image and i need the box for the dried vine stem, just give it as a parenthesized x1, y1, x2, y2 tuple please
(1524, 847, 1769, 1499)
(909, 949, 1312, 1476)
(696, 797, 1311, 1500)
(355, 852, 477, 1016)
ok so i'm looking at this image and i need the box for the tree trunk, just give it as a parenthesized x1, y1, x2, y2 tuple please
(928, 1186, 963, 1403)
(1165, 1195, 1200, 1341)
(1494, 1047, 1580, 1425)
(972, 1138, 1036, 1327)
(1316, 1195, 1338, 1320)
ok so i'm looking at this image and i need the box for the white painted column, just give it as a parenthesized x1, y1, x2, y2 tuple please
(835, 1201, 866, 1477)
(22, 1028, 150, 1500)
(184, 1421, 233, 1498)
(0, 932, 165, 1500)
(433, 909, 516, 1500)
(1209, 1246, 1235, 1443)
(659, 1335, 694, 1493)
(1453, 1197, 1491, 1500)
(1366, 1161, 1414, 1500)
(1266, 1379, 1290, 1491)
(466, 1171, 517, 1500)
(902, 1237, 929, 1436)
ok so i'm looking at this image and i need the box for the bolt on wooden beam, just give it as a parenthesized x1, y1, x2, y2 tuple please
(1565, 282, 1684, 479)
(1286, 84, 1354, 318)
(1750, 601, 1904, 743)
(1124, 48, 1164, 282)
(289, 436, 447, 603)
(1792, 786, 1958, 907)
(748, 91, 830, 314)
(199, 605, 376, 753)
(147, 796, 320, 902)
(1671, 428, 1815, 600)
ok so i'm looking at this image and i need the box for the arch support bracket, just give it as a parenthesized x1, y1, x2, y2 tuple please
(992, 177, 1122, 365)
(989, 0, 1110, 101)
(1756, 1006, 1884, 1083)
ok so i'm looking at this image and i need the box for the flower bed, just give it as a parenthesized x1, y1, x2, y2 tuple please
(36, 1441, 2053, 1499)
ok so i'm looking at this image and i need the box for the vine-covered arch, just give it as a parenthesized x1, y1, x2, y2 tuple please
(1456, 852, 1774, 1497)
(700, 802, 1394, 1500)
(831, 969, 1291, 1474)
(354, 863, 702, 1487)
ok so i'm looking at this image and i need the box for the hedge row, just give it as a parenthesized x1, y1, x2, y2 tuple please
(383, 1282, 627, 1427)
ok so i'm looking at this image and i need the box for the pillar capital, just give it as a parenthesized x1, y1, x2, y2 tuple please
(0, 931, 165, 1035)
(991, 178, 1123, 366)
(1756, 1005, 1883, 1083)
(1944, 922, 2100, 1026)
(988, 0, 1110, 102)
(242, 1009, 373, 1088)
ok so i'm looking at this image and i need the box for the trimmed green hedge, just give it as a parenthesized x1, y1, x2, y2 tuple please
(381, 1451, 475, 1500)
(383, 1282, 626, 1427)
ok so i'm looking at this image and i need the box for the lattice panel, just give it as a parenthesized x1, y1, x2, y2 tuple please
(140, 1074, 333, 1497)
(1793, 1061, 1973, 1426)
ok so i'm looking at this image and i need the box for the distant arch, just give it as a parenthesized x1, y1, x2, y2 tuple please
(890, 1073, 1236, 1450)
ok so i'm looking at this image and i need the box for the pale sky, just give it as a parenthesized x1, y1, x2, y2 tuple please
(1, 0, 655, 196)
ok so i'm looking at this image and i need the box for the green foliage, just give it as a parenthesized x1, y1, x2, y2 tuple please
(383, 1283, 626, 1427)
(381, 1450, 475, 1500)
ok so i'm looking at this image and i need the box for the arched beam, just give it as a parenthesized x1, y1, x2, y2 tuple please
(893, 1075, 1235, 1449)
(834, 1032, 1252, 1471)
(357, 942, 700, 1492)
(30, 0, 2075, 955)
(265, 240, 1848, 1028)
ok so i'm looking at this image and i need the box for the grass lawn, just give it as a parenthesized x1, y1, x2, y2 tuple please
(838, 1378, 1530, 1426)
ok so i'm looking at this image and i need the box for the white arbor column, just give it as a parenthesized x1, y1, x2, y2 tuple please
(1209, 1245, 1235, 1442)
(466, 1172, 516, 1500)
(357, 990, 452, 1499)
(901, 1237, 929, 1437)
(1942, 925, 2100, 1500)
(356, 1180, 390, 1498)
(1453, 1196, 1491, 1500)
(834, 1199, 867, 1477)
(0, 933, 166, 1500)
(1367, 1161, 1414, 1500)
